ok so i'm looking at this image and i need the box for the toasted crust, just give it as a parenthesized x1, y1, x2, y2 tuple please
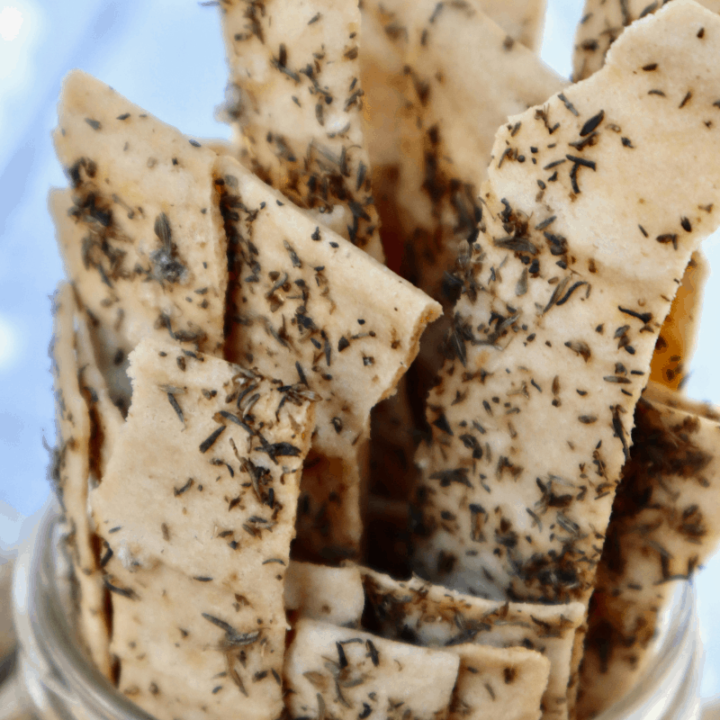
(411, 0, 720, 609)
(219, 0, 385, 263)
(53, 71, 227, 359)
(578, 386, 720, 717)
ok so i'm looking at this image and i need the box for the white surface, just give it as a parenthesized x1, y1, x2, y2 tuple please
(0, 0, 717, 703)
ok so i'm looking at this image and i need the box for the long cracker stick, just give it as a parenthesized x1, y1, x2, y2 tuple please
(217, 154, 441, 561)
(53, 71, 228, 370)
(91, 338, 315, 719)
(411, 0, 720, 606)
(50, 283, 111, 678)
(578, 384, 720, 717)
(361, 569, 584, 720)
(572, 0, 720, 81)
(284, 618, 460, 720)
(218, 0, 385, 263)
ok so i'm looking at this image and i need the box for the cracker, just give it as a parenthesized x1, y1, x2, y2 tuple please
(475, 0, 548, 52)
(447, 643, 550, 720)
(106, 557, 283, 720)
(51, 283, 111, 678)
(649, 251, 708, 390)
(218, 0, 385, 263)
(284, 561, 364, 627)
(217, 154, 441, 560)
(573, 0, 720, 81)
(53, 70, 227, 360)
(411, 0, 720, 608)
(284, 618, 460, 720)
(361, 570, 584, 720)
(578, 384, 720, 717)
(92, 336, 314, 589)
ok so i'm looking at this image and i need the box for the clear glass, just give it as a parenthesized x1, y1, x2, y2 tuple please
(0, 500, 709, 720)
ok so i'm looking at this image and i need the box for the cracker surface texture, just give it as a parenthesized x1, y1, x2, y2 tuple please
(285, 618, 460, 720)
(362, 569, 584, 720)
(412, 0, 720, 608)
(53, 71, 227, 364)
(219, 0, 385, 263)
(573, 0, 720, 80)
(218, 154, 440, 560)
(578, 385, 720, 717)
(447, 643, 550, 720)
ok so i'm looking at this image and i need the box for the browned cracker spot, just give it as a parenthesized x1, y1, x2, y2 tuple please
(51, 283, 111, 678)
(91, 337, 314, 719)
(218, 0, 385, 263)
(447, 644, 550, 720)
(107, 557, 282, 720)
(284, 561, 364, 627)
(217, 153, 441, 561)
(411, 0, 720, 609)
(361, 569, 584, 720)
(284, 618, 460, 720)
(573, 0, 720, 81)
(578, 384, 720, 718)
(53, 71, 228, 371)
(649, 251, 708, 391)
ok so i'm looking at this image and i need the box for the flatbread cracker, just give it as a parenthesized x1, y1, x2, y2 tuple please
(218, 0, 385, 263)
(284, 561, 364, 627)
(447, 643, 550, 720)
(53, 71, 227, 362)
(649, 251, 708, 390)
(361, 570, 584, 720)
(217, 154, 441, 560)
(411, 0, 720, 608)
(92, 336, 314, 590)
(284, 618, 460, 720)
(51, 284, 111, 678)
(106, 557, 284, 720)
(573, 0, 720, 81)
(578, 384, 720, 717)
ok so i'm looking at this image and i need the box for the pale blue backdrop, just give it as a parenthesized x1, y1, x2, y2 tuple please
(0, 0, 718, 701)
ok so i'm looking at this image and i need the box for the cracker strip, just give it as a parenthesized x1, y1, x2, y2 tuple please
(573, 0, 720, 81)
(284, 618, 460, 720)
(53, 71, 228, 364)
(217, 154, 441, 560)
(51, 284, 111, 678)
(411, 0, 720, 608)
(219, 0, 385, 263)
(361, 569, 584, 720)
(578, 385, 720, 717)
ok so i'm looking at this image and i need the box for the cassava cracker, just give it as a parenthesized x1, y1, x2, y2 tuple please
(92, 336, 314, 589)
(649, 251, 708, 391)
(361, 569, 584, 720)
(53, 71, 228, 365)
(578, 384, 720, 717)
(284, 561, 364, 627)
(447, 643, 550, 720)
(105, 556, 284, 720)
(217, 153, 441, 560)
(284, 618, 460, 720)
(572, 0, 720, 81)
(411, 0, 720, 608)
(51, 283, 111, 678)
(218, 0, 385, 263)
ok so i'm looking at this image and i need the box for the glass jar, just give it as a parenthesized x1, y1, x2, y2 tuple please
(0, 499, 714, 720)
